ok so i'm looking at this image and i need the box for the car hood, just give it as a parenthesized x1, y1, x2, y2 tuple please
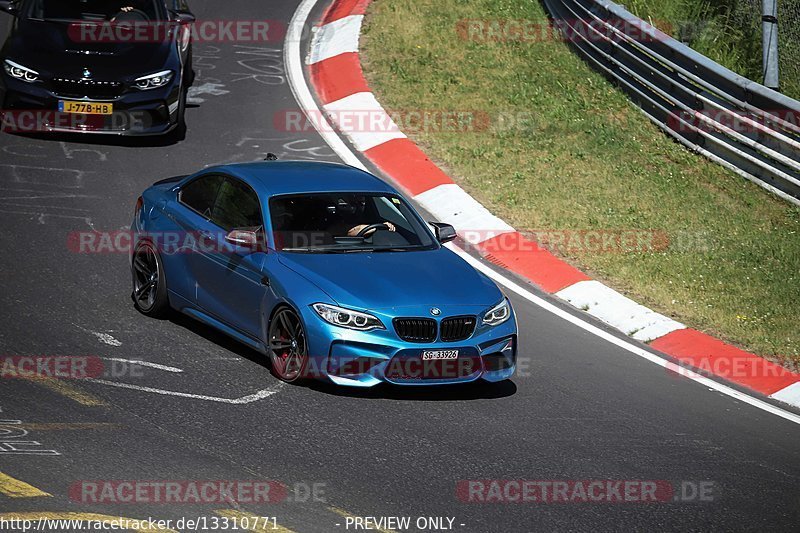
(277, 248, 503, 310)
(6, 19, 174, 79)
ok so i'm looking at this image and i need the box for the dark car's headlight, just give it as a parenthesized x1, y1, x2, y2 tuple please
(313, 303, 385, 331)
(482, 299, 511, 327)
(134, 70, 173, 90)
(4, 60, 39, 82)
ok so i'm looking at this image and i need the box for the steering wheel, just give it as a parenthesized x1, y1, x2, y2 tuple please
(356, 223, 390, 237)
(111, 9, 150, 23)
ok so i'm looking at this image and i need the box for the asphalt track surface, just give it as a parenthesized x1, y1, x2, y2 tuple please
(0, 1, 799, 531)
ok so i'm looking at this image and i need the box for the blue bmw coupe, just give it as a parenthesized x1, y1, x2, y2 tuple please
(130, 161, 517, 386)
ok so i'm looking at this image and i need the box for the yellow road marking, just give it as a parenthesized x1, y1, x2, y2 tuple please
(0, 513, 177, 532)
(25, 377, 107, 407)
(328, 506, 398, 533)
(215, 510, 295, 532)
(0, 472, 51, 498)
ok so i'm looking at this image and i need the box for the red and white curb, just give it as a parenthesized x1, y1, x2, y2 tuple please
(293, 0, 800, 410)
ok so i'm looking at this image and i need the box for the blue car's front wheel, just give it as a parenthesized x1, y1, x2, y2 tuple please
(268, 307, 308, 383)
(131, 241, 170, 318)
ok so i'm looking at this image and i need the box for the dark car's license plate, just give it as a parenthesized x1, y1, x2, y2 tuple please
(59, 100, 113, 115)
(421, 349, 459, 360)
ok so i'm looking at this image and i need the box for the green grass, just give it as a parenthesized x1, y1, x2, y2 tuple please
(625, 0, 798, 100)
(360, 0, 800, 364)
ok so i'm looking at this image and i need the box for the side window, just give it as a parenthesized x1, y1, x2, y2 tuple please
(172, 0, 190, 11)
(374, 196, 413, 233)
(179, 174, 224, 218)
(211, 178, 263, 232)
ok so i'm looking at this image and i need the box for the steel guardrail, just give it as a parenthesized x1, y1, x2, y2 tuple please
(542, 0, 800, 205)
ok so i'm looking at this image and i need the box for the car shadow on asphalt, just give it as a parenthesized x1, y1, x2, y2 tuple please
(5, 130, 183, 148)
(166, 312, 517, 401)
(305, 378, 517, 401)
(167, 311, 271, 367)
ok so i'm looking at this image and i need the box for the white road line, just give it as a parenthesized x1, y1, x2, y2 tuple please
(105, 358, 184, 373)
(286, 0, 800, 425)
(74, 325, 123, 347)
(91, 379, 283, 404)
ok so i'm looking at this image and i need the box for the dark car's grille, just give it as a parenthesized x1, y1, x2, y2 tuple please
(440, 316, 477, 342)
(51, 78, 125, 99)
(394, 318, 437, 343)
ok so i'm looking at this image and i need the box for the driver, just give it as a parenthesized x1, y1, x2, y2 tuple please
(330, 196, 397, 237)
(347, 221, 396, 238)
(114, 0, 148, 16)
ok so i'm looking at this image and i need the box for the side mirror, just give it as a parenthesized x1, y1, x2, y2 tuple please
(429, 222, 457, 244)
(170, 10, 195, 24)
(0, 1, 18, 15)
(225, 229, 259, 249)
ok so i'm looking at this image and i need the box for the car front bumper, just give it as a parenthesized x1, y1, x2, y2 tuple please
(0, 74, 180, 136)
(298, 304, 518, 387)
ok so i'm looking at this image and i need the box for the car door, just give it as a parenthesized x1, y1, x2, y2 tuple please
(164, 173, 224, 304)
(193, 176, 270, 339)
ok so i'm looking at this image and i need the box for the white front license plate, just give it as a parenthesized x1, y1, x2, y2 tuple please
(421, 350, 459, 361)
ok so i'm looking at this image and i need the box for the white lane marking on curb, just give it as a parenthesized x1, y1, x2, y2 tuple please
(307, 14, 364, 64)
(556, 280, 685, 342)
(769, 382, 800, 405)
(415, 184, 515, 244)
(91, 379, 283, 404)
(450, 244, 800, 420)
(324, 92, 407, 151)
(287, 0, 800, 421)
(285, 2, 366, 170)
(106, 358, 184, 373)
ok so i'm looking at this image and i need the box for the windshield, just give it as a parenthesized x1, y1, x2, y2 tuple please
(25, 0, 167, 22)
(270, 193, 437, 253)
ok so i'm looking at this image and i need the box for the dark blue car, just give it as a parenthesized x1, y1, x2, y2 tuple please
(130, 161, 517, 386)
(0, 0, 195, 137)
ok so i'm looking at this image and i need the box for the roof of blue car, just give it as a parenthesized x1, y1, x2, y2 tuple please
(204, 161, 397, 196)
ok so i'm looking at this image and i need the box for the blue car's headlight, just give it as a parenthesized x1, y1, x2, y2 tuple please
(4, 60, 39, 82)
(482, 298, 511, 327)
(312, 303, 385, 331)
(134, 70, 173, 90)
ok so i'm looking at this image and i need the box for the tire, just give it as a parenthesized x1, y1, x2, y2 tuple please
(131, 241, 170, 318)
(268, 307, 309, 383)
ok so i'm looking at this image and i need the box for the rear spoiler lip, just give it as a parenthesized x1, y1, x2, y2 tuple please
(152, 175, 187, 187)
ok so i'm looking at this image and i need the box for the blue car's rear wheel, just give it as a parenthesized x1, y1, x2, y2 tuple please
(131, 241, 169, 318)
(268, 308, 308, 383)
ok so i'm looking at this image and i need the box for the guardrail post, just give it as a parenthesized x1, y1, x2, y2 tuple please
(762, 0, 780, 90)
